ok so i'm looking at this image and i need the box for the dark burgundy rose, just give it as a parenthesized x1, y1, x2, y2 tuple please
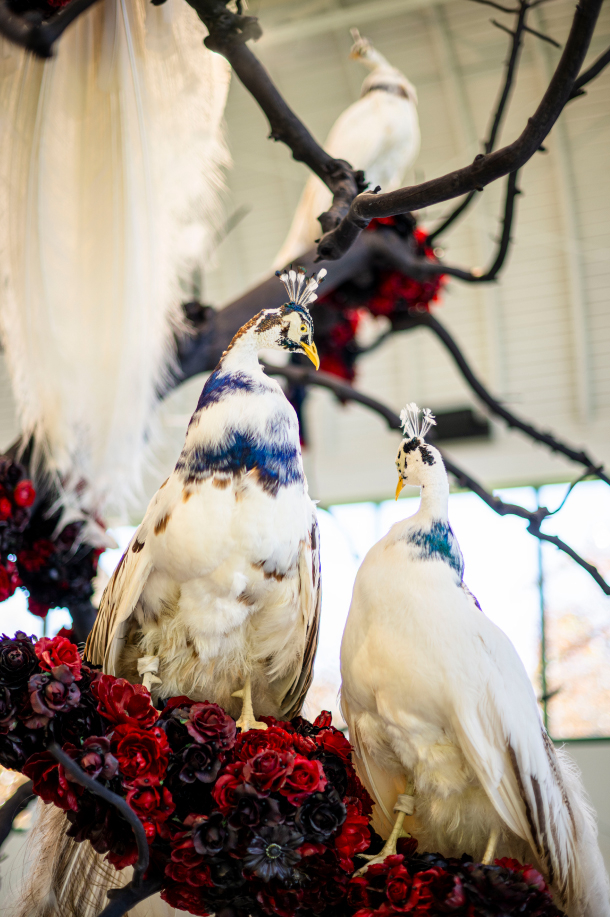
(75, 736, 118, 781)
(242, 749, 295, 794)
(48, 694, 106, 748)
(35, 635, 82, 680)
(207, 856, 247, 890)
(0, 497, 11, 521)
(161, 883, 208, 916)
(112, 724, 169, 787)
(346, 765, 374, 818)
(296, 788, 346, 840)
(0, 563, 20, 601)
(313, 751, 348, 798)
(243, 824, 304, 882)
(212, 762, 245, 814)
(0, 632, 38, 687)
(385, 862, 413, 907)
(298, 847, 350, 913)
(66, 795, 138, 868)
(256, 883, 300, 917)
(13, 479, 36, 507)
(178, 741, 222, 784)
(165, 836, 213, 887)
(185, 702, 236, 749)
(228, 784, 284, 830)
(92, 674, 158, 728)
(192, 811, 230, 857)
(280, 754, 326, 805)
(18, 539, 54, 573)
(0, 732, 29, 769)
(0, 686, 17, 733)
(26, 671, 81, 726)
(347, 876, 373, 909)
(23, 748, 82, 811)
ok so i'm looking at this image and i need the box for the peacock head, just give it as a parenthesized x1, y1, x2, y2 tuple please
(261, 266, 326, 368)
(395, 403, 442, 498)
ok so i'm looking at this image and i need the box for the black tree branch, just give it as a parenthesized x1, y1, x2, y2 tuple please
(393, 311, 610, 485)
(0, 779, 34, 848)
(568, 44, 610, 98)
(48, 743, 159, 917)
(185, 0, 363, 240)
(0, 0, 102, 58)
(262, 362, 610, 595)
(317, 0, 603, 261)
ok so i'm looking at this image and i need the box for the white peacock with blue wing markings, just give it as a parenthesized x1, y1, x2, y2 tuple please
(86, 267, 326, 731)
(340, 404, 610, 917)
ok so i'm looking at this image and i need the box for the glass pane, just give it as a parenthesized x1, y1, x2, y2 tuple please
(538, 481, 610, 739)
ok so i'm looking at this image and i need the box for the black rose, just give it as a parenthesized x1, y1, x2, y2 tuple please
(0, 732, 28, 769)
(313, 751, 348, 798)
(179, 742, 222, 784)
(207, 856, 247, 891)
(243, 825, 304, 883)
(48, 698, 106, 748)
(193, 811, 230, 857)
(0, 632, 38, 687)
(296, 788, 346, 840)
(0, 686, 17, 734)
(26, 671, 80, 726)
(228, 784, 284, 830)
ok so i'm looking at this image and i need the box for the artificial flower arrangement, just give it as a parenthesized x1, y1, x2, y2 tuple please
(0, 458, 102, 622)
(0, 632, 563, 917)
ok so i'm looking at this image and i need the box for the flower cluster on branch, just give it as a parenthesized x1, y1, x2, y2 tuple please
(0, 631, 565, 917)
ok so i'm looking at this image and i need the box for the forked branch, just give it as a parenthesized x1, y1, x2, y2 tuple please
(262, 363, 610, 595)
(317, 0, 603, 260)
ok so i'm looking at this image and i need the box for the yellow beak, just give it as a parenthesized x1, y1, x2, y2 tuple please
(395, 477, 404, 500)
(301, 341, 320, 370)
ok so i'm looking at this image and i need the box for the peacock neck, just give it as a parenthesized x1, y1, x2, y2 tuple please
(417, 480, 449, 524)
(218, 334, 264, 376)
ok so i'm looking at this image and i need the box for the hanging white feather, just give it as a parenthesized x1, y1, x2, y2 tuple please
(273, 29, 420, 271)
(0, 0, 231, 533)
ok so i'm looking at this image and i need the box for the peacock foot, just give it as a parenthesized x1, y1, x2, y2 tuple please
(232, 676, 268, 732)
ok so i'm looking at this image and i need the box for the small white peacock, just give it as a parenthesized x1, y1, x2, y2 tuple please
(273, 29, 420, 270)
(340, 404, 610, 917)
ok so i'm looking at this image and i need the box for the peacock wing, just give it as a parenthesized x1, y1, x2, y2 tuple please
(277, 514, 322, 720)
(449, 611, 579, 905)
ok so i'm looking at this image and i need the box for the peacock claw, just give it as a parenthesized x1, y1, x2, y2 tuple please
(232, 678, 268, 732)
(353, 847, 399, 876)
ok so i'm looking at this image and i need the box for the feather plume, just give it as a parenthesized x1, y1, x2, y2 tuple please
(399, 403, 436, 440)
(276, 267, 327, 308)
(0, 0, 231, 525)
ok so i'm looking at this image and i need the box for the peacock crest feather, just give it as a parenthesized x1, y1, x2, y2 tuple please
(275, 267, 327, 308)
(399, 403, 437, 441)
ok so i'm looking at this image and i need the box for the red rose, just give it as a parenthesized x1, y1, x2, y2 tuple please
(18, 539, 54, 573)
(13, 480, 36, 507)
(313, 711, 333, 729)
(281, 755, 326, 805)
(92, 674, 158, 728)
(0, 497, 12, 520)
(161, 883, 209, 917)
(28, 598, 50, 619)
(520, 866, 547, 891)
(346, 767, 374, 818)
(316, 728, 352, 762)
(293, 733, 317, 755)
(236, 724, 293, 760)
(23, 748, 82, 811)
(35, 636, 82, 680)
(126, 784, 174, 834)
(211, 762, 245, 814)
(348, 876, 373, 909)
(334, 803, 370, 871)
(166, 837, 213, 887)
(185, 701, 236, 748)
(386, 864, 413, 908)
(242, 749, 295, 793)
(0, 562, 20, 602)
(256, 884, 300, 917)
(113, 724, 169, 786)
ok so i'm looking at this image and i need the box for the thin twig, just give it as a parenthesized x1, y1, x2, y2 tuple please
(262, 363, 610, 595)
(318, 0, 602, 260)
(0, 0, 102, 57)
(392, 312, 610, 486)
(428, 0, 529, 243)
(568, 45, 610, 98)
(48, 744, 149, 882)
(523, 23, 561, 47)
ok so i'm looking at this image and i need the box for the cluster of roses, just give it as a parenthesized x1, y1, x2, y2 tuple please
(346, 849, 563, 917)
(311, 218, 444, 383)
(0, 632, 372, 917)
(0, 456, 102, 620)
(0, 631, 562, 917)
(0, 460, 36, 604)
